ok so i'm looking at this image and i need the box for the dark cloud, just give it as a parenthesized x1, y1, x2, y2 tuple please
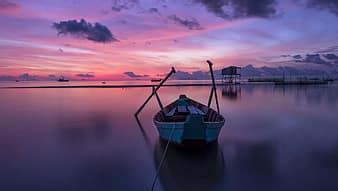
(148, 7, 160, 15)
(48, 74, 57, 80)
(323, 53, 338, 60)
(307, 0, 338, 16)
(0, 0, 18, 10)
(286, 53, 338, 65)
(53, 19, 118, 43)
(167, 15, 203, 30)
(112, 4, 129, 11)
(287, 50, 338, 65)
(193, 0, 278, 19)
(316, 45, 338, 54)
(111, 0, 138, 12)
(0, 75, 16, 81)
(303, 54, 330, 65)
(123, 72, 149, 78)
(293, 55, 302, 59)
(76, 73, 95, 78)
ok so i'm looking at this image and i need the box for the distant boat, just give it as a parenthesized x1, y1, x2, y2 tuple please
(57, 77, 69, 82)
(151, 79, 162, 82)
(102, 81, 106, 84)
(154, 94, 225, 145)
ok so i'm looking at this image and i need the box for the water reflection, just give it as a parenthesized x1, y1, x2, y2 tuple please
(222, 85, 241, 101)
(135, 115, 153, 153)
(1, 84, 338, 191)
(233, 141, 276, 173)
(310, 144, 338, 175)
(228, 141, 278, 190)
(58, 113, 112, 145)
(273, 84, 338, 106)
(153, 140, 225, 191)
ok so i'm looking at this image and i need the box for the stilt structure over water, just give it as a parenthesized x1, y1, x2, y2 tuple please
(222, 66, 241, 84)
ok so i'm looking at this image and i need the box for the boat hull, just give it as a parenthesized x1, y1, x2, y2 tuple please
(154, 116, 224, 145)
(153, 95, 225, 145)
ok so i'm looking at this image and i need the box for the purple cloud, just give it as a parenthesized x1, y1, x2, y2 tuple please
(148, 7, 160, 15)
(53, 19, 118, 43)
(167, 15, 203, 30)
(293, 55, 302, 59)
(0, 75, 16, 81)
(76, 73, 95, 78)
(323, 53, 338, 60)
(124, 71, 149, 78)
(192, 0, 278, 19)
(307, 0, 338, 16)
(0, 0, 18, 10)
(111, 0, 138, 12)
(18, 73, 39, 81)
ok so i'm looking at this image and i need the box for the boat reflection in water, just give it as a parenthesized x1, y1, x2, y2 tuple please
(153, 140, 225, 191)
(222, 85, 241, 101)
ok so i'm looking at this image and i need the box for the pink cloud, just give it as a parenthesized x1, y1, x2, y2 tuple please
(0, 0, 20, 15)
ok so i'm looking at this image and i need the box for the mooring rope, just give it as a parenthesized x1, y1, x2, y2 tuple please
(151, 124, 176, 191)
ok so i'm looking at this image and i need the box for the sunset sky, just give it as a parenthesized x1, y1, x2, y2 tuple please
(0, 0, 338, 80)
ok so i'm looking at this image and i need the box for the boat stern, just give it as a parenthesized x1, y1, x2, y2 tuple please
(154, 114, 225, 145)
(154, 121, 185, 144)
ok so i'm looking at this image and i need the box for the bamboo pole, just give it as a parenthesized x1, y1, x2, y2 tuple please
(135, 67, 176, 117)
(207, 60, 220, 113)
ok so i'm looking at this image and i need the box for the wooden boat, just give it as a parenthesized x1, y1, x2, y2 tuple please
(57, 76, 69, 82)
(135, 60, 225, 146)
(151, 79, 162, 82)
(154, 95, 225, 144)
(153, 140, 224, 190)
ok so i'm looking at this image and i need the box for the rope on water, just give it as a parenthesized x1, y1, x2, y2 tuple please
(151, 124, 176, 191)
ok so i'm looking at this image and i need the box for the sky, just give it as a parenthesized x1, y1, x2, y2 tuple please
(0, 0, 338, 80)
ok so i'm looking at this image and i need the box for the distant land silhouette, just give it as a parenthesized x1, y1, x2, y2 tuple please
(1, 63, 338, 81)
(172, 64, 338, 80)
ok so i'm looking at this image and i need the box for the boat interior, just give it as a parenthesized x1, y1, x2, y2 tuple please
(154, 97, 224, 123)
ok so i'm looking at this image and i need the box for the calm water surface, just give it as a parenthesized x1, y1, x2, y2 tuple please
(1, 83, 338, 191)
